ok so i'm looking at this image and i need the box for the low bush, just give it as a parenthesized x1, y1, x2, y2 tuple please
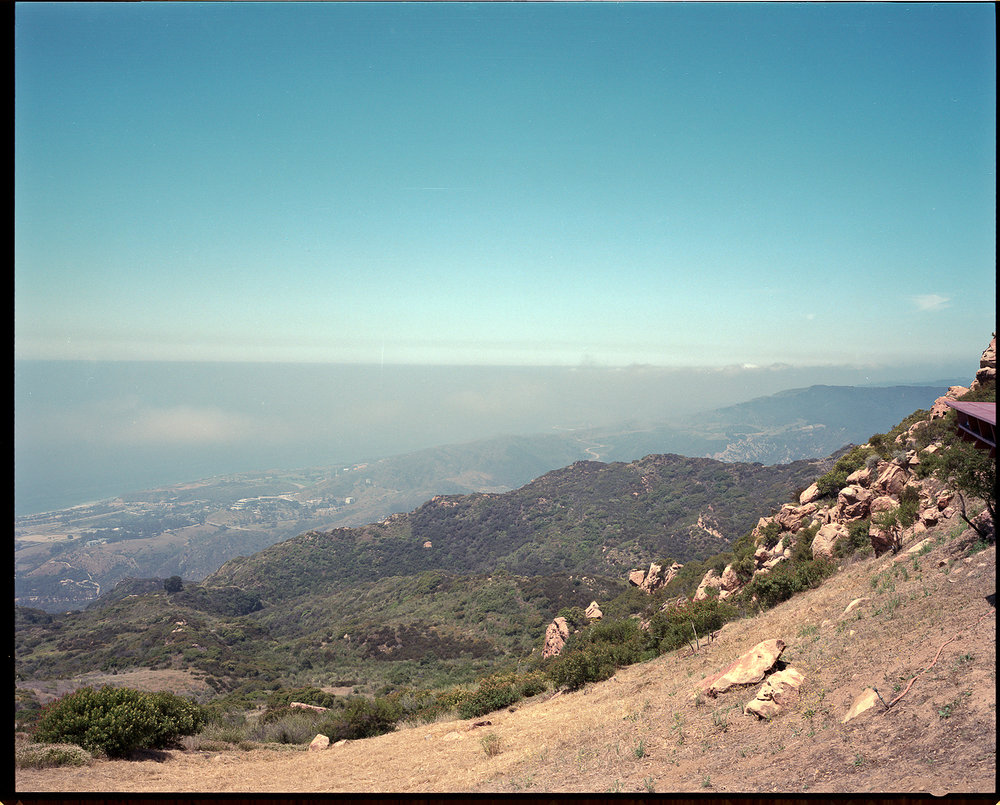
(33, 687, 206, 758)
(320, 695, 403, 740)
(547, 642, 618, 691)
(456, 673, 519, 719)
(15, 737, 94, 769)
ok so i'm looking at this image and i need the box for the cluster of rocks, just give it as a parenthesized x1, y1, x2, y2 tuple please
(627, 560, 684, 593)
(696, 638, 805, 720)
(690, 414, 970, 602)
(538, 334, 994, 665)
(541, 600, 605, 658)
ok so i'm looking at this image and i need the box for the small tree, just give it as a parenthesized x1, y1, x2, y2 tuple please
(163, 576, 183, 594)
(929, 436, 996, 541)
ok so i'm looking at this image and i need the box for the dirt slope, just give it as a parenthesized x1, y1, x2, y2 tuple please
(15, 522, 995, 795)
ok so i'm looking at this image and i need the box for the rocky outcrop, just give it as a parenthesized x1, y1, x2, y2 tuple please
(930, 385, 972, 419)
(542, 617, 570, 659)
(970, 333, 996, 392)
(744, 666, 805, 720)
(628, 561, 683, 593)
(627, 569, 647, 587)
(699, 638, 786, 697)
(811, 522, 849, 559)
(585, 601, 603, 620)
(693, 564, 744, 601)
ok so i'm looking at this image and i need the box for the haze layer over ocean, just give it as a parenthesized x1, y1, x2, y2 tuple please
(14, 359, 974, 516)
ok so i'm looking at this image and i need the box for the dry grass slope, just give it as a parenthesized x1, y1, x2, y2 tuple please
(16, 518, 995, 795)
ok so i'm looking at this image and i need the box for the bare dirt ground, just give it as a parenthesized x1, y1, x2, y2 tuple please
(15, 522, 996, 795)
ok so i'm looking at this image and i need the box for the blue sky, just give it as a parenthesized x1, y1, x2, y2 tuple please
(15, 2, 996, 369)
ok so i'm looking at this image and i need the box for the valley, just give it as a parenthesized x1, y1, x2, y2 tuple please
(13, 341, 995, 794)
(15, 382, 947, 613)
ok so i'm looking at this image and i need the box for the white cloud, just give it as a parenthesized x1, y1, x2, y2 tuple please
(911, 294, 951, 312)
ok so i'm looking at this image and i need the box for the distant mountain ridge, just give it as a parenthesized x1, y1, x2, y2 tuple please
(14, 382, 944, 611)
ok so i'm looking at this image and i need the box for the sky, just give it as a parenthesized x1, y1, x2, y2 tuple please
(14, 2, 996, 369)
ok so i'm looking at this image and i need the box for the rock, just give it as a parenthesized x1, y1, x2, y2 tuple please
(542, 617, 570, 658)
(699, 639, 786, 697)
(799, 483, 822, 505)
(872, 464, 910, 498)
(842, 688, 881, 723)
(919, 508, 939, 526)
(719, 565, 742, 597)
(775, 504, 807, 533)
(744, 667, 805, 719)
(628, 569, 647, 587)
(907, 537, 934, 554)
(970, 334, 996, 391)
(640, 562, 663, 592)
(811, 522, 849, 559)
(930, 385, 971, 418)
(423, 541, 432, 549)
(841, 597, 870, 616)
(309, 734, 330, 751)
(585, 601, 603, 620)
(693, 568, 722, 602)
(291, 702, 330, 713)
(836, 485, 873, 521)
(845, 466, 873, 487)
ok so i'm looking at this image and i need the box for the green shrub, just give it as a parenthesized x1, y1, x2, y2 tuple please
(320, 695, 402, 740)
(647, 598, 737, 655)
(456, 673, 519, 719)
(34, 687, 206, 758)
(836, 518, 873, 557)
(815, 446, 875, 498)
(739, 557, 834, 611)
(547, 642, 617, 691)
(516, 670, 549, 699)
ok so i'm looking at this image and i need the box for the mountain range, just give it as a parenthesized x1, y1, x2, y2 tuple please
(14, 382, 945, 612)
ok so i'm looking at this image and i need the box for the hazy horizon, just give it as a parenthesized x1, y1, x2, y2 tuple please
(15, 357, 975, 516)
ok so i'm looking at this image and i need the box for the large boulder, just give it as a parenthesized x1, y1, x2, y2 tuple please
(744, 667, 805, 720)
(627, 569, 647, 587)
(309, 734, 330, 752)
(837, 485, 873, 521)
(775, 503, 817, 534)
(542, 617, 570, 659)
(639, 562, 664, 592)
(699, 639, 786, 697)
(868, 496, 902, 553)
(585, 601, 603, 620)
(693, 568, 722, 602)
(811, 522, 850, 559)
(872, 463, 910, 498)
(719, 565, 742, 598)
(798, 483, 822, 505)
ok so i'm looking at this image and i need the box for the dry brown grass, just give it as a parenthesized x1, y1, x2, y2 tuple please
(15, 520, 995, 795)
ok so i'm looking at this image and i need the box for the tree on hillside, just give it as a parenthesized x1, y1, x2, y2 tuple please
(163, 575, 183, 594)
(931, 436, 996, 542)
